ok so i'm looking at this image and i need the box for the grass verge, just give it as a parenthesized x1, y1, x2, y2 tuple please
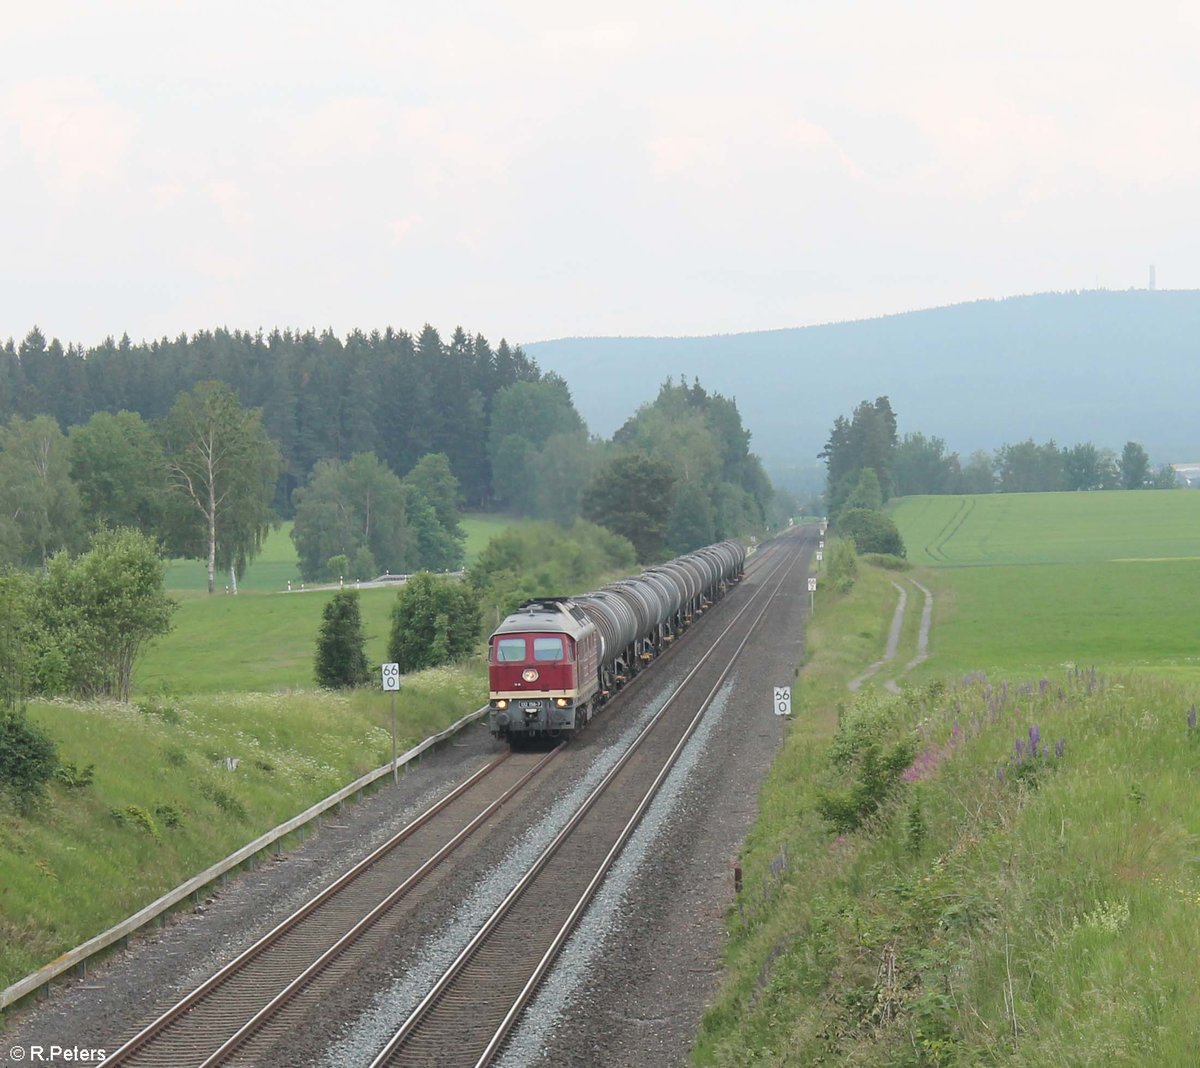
(0, 662, 486, 993)
(693, 560, 1200, 1066)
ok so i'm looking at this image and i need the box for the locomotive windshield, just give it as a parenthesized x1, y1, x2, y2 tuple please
(533, 637, 566, 661)
(495, 637, 527, 662)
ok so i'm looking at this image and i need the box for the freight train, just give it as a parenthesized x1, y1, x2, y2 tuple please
(487, 540, 746, 742)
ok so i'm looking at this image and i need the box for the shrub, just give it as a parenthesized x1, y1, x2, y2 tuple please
(826, 539, 859, 593)
(53, 761, 95, 789)
(837, 508, 906, 557)
(315, 590, 371, 689)
(861, 552, 911, 571)
(110, 804, 160, 839)
(153, 802, 184, 829)
(0, 709, 58, 812)
(388, 574, 481, 673)
(470, 519, 636, 621)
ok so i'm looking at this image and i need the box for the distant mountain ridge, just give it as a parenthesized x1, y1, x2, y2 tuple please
(524, 291, 1200, 493)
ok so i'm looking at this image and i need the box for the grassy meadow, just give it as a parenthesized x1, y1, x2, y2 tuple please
(887, 492, 1200, 683)
(896, 490, 1200, 567)
(694, 491, 1200, 1065)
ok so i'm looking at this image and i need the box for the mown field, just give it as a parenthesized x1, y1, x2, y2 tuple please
(896, 490, 1200, 567)
(694, 492, 1200, 1065)
(890, 492, 1200, 683)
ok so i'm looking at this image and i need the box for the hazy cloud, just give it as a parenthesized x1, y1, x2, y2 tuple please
(0, 2, 1196, 344)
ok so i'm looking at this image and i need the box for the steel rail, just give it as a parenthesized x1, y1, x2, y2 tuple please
(476, 544, 802, 1065)
(105, 744, 561, 1066)
(369, 535, 806, 1066)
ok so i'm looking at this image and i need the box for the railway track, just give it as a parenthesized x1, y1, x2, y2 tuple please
(103, 744, 563, 1067)
(369, 537, 805, 1067)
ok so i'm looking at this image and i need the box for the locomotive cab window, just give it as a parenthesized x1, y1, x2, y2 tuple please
(533, 637, 566, 661)
(495, 637, 527, 662)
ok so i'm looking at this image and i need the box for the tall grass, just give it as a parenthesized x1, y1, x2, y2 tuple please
(696, 673, 1200, 1063)
(693, 557, 1200, 1065)
(0, 662, 487, 991)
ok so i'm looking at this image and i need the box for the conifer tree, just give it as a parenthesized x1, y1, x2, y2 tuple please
(315, 590, 370, 689)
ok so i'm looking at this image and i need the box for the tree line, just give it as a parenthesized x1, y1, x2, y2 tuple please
(821, 396, 1179, 516)
(0, 323, 544, 512)
(0, 381, 466, 588)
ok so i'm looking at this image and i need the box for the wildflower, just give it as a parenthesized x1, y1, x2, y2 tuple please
(1188, 705, 1197, 732)
(1014, 738, 1026, 760)
(1029, 724, 1041, 758)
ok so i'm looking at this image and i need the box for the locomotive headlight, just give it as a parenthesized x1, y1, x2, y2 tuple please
(521, 668, 540, 682)
(495, 699, 508, 710)
(554, 698, 569, 708)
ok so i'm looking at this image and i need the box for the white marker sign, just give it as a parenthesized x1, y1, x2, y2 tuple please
(807, 577, 817, 592)
(381, 662, 401, 691)
(816, 551, 823, 562)
(774, 686, 792, 716)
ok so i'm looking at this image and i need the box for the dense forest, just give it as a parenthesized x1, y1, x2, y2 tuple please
(0, 324, 775, 580)
(0, 324, 543, 512)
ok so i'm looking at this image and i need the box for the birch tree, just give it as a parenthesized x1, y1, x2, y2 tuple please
(162, 382, 280, 594)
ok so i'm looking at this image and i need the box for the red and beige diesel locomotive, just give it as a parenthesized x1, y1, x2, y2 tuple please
(487, 540, 746, 742)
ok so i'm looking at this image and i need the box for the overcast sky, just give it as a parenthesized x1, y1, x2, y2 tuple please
(3, 2, 1199, 348)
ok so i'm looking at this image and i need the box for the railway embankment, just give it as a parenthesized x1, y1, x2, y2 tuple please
(692, 553, 1200, 1065)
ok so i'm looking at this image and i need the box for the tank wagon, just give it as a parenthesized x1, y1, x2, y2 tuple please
(487, 540, 746, 742)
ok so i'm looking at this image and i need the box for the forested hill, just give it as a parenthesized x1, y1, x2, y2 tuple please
(0, 325, 542, 510)
(525, 291, 1200, 490)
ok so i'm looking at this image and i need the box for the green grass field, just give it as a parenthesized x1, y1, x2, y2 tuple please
(138, 586, 403, 695)
(885, 492, 1200, 683)
(165, 522, 303, 593)
(164, 513, 527, 594)
(461, 512, 530, 564)
(894, 490, 1200, 567)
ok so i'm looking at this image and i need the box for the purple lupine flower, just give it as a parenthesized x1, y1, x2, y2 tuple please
(1039, 678, 1049, 695)
(1014, 738, 1026, 760)
(1188, 705, 1197, 731)
(1029, 724, 1041, 758)
(1055, 739, 1065, 759)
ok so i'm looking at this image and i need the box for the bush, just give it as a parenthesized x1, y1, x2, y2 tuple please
(826, 539, 859, 593)
(861, 552, 911, 571)
(0, 709, 58, 812)
(315, 590, 371, 689)
(388, 574, 481, 673)
(470, 519, 637, 621)
(837, 508, 906, 557)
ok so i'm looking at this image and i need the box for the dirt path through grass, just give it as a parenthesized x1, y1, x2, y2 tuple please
(848, 580, 906, 692)
(848, 578, 934, 693)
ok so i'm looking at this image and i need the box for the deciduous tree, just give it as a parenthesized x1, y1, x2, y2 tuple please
(582, 452, 676, 563)
(387, 575, 480, 673)
(162, 382, 281, 594)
